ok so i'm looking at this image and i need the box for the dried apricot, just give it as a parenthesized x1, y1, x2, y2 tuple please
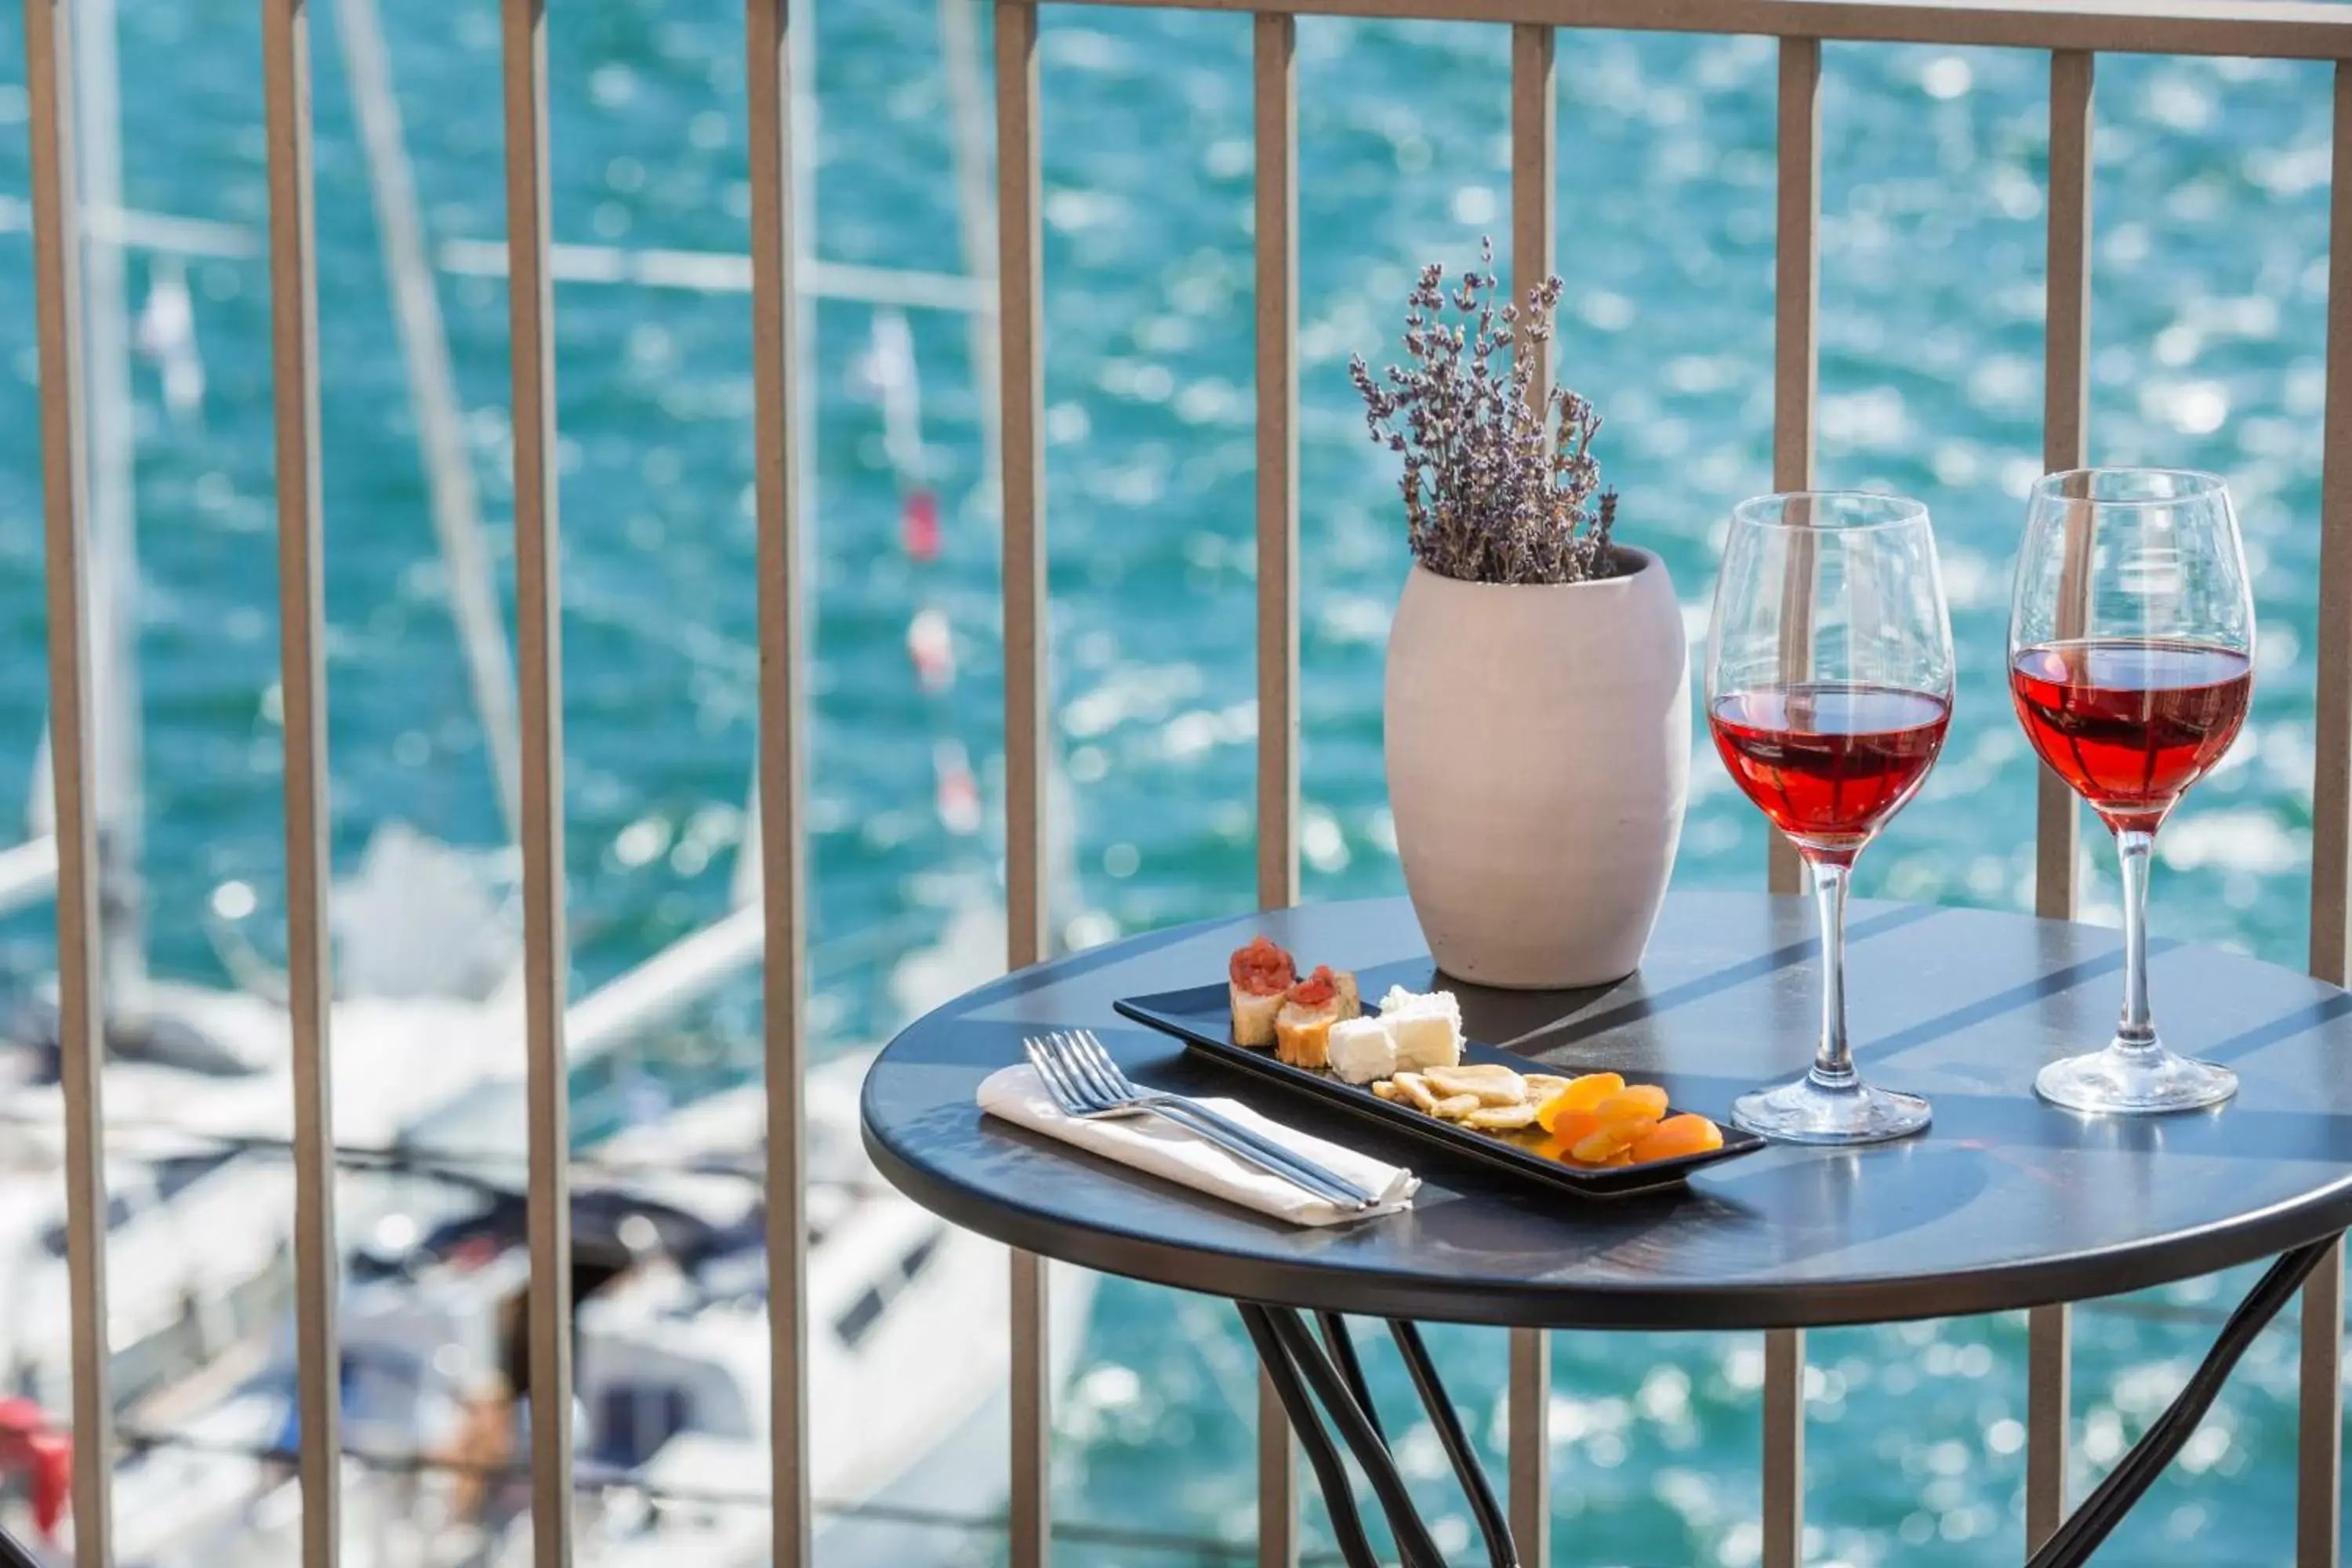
(1628, 1114, 1725, 1163)
(1540, 1109, 1602, 1158)
(1570, 1116, 1661, 1163)
(1535, 1073, 1624, 1131)
(1593, 1085, 1670, 1123)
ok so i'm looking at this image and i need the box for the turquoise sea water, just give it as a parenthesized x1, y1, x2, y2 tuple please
(0, 0, 2346, 1561)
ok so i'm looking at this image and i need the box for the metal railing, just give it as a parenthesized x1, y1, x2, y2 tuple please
(16, 0, 2352, 1566)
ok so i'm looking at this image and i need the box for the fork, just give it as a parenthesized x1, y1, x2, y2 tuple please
(1030, 1030, 1379, 1209)
(1054, 1030, 1382, 1207)
(1025, 1035, 1372, 1210)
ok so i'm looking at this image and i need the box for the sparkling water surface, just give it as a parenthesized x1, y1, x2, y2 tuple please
(0, 0, 2339, 1560)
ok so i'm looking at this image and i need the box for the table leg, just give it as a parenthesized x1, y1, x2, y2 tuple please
(1259, 1308, 1450, 1567)
(2027, 1235, 2339, 1567)
(1237, 1304, 1514, 1568)
(1241, 1236, 2328, 1568)
(1237, 1304, 1384, 1568)
(1316, 1310, 1385, 1445)
(1388, 1319, 1519, 1568)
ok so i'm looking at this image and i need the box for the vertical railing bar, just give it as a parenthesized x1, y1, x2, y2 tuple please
(997, 17, 1046, 974)
(1253, 25, 1298, 924)
(2299, 1246, 2344, 1568)
(499, 1, 573, 1563)
(2025, 1307, 2073, 1553)
(1254, 13, 1301, 1568)
(746, 1, 810, 1564)
(2317, 64, 2352, 994)
(997, 3, 1051, 1564)
(1508, 20, 1556, 1566)
(1512, 23, 1555, 397)
(1767, 34, 1820, 904)
(1763, 36, 1819, 1568)
(1255, 1376, 1299, 1568)
(2027, 45, 2092, 1560)
(1504, 1331, 1549, 1564)
(1762, 1320, 1805, 1568)
(1010, 1256, 1051, 1566)
(262, 1, 339, 1562)
(2036, 49, 2092, 924)
(22, 0, 111, 1559)
(2299, 60, 2352, 1568)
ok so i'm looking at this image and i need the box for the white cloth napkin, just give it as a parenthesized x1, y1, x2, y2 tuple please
(978, 1063, 1418, 1226)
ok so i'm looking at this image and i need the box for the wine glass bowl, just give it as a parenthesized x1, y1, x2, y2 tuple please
(2009, 639, 2252, 833)
(1708, 684, 1951, 862)
(1705, 492, 1955, 1145)
(2009, 468, 2253, 1115)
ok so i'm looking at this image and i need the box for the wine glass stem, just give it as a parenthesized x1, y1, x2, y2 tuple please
(2115, 826, 2158, 1051)
(1809, 858, 1856, 1088)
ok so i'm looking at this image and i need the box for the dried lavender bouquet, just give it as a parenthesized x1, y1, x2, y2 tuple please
(1350, 238, 1621, 585)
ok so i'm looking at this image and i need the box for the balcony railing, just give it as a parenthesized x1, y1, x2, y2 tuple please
(16, 0, 2352, 1565)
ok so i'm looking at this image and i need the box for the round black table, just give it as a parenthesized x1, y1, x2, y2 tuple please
(862, 893, 2352, 1566)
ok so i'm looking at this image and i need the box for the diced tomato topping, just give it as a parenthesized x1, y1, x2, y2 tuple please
(1287, 964, 1337, 1007)
(1229, 935, 1295, 996)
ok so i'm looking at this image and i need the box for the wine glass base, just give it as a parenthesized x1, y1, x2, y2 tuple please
(2034, 1044, 2238, 1115)
(1730, 1076, 1932, 1146)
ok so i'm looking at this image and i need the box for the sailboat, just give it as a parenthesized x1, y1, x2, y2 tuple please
(82, 1045, 1091, 1568)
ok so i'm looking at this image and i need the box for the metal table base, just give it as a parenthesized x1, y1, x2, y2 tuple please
(1240, 1232, 2338, 1568)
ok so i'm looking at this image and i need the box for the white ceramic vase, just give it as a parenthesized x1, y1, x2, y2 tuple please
(1383, 546, 1690, 989)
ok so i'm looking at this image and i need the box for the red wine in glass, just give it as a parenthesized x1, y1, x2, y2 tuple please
(2009, 638, 2252, 830)
(1707, 491, 1951, 1143)
(1708, 684, 1952, 862)
(2010, 469, 2254, 1114)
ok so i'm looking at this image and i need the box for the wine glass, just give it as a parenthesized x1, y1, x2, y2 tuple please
(1706, 492, 1955, 1144)
(2010, 468, 2254, 1114)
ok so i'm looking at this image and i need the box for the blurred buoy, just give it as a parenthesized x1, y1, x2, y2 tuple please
(935, 739, 982, 835)
(135, 254, 205, 426)
(907, 605, 955, 691)
(0, 1399, 67, 1539)
(902, 488, 942, 561)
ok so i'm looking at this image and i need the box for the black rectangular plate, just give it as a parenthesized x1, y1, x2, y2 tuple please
(1113, 982, 1766, 1199)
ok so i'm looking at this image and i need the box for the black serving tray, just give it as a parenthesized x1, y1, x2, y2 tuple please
(1112, 982, 1766, 1199)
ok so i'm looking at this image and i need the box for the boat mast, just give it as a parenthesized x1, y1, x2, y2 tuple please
(336, 0, 525, 844)
(64, 0, 147, 1005)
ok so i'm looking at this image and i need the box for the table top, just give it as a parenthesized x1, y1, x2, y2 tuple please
(859, 893, 2352, 1330)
